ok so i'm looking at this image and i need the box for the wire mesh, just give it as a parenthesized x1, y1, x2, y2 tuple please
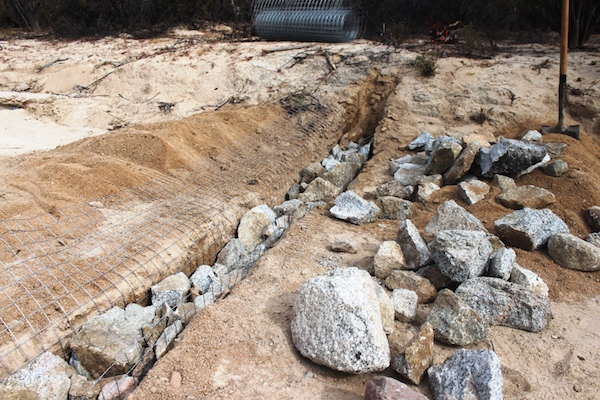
(253, 0, 364, 42)
(0, 94, 346, 383)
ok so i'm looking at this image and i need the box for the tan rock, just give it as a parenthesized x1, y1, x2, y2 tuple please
(496, 185, 555, 209)
(391, 322, 434, 384)
(374, 241, 408, 279)
(443, 143, 481, 185)
(384, 270, 437, 303)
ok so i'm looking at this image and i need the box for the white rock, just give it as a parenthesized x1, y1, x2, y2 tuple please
(391, 289, 418, 322)
(509, 264, 549, 297)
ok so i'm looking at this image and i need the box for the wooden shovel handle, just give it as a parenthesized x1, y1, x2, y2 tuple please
(560, 0, 569, 76)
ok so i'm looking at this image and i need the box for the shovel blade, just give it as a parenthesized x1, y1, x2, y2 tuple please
(542, 124, 580, 139)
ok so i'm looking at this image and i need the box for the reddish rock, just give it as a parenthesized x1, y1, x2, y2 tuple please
(365, 376, 429, 400)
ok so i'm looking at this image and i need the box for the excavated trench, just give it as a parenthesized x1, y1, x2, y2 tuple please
(0, 67, 399, 383)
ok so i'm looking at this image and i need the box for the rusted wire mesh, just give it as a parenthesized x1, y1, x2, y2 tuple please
(0, 95, 346, 383)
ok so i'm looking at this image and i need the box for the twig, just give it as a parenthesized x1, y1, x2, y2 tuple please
(142, 93, 161, 103)
(75, 71, 115, 93)
(94, 58, 133, 70)
(105, 110, 128, 124)
(262, 44, 312, 54)
(36, 58, 68, 73)
(324, 50, 336, 71)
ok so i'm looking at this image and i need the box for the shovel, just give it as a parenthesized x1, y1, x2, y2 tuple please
(542, 0, 580, 139)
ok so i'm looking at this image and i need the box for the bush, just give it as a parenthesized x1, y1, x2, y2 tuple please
(415, 52, 438, 77)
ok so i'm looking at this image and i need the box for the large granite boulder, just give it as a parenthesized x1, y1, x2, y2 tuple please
(494, 208, 569, 250)
(237, 205, 276, 249)
(455, 277, 552, 332)
(330, 191, 381, 225)
(291, 268, 390, 373)
(476, 138, 548, 177)
(425, 200, 488, 236)
(548, 233, 600, 271)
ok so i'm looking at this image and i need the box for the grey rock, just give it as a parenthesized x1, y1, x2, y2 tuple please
(332, 144, 343, 160)
(510, 264, 549, 297)
(190, 265, 217, 294)
(330, 191, 380, 225)
(342, 152, 365, 175)
(142, 303, 173, 348)
(584, 206, 600, 232)
(372, 280, 396, 334)
(329, 240, 357, 254)
(69, 373, 100, 400)
(375, 181, 414, 200)
(443, 142, 481, 185)
(322, 162, 355, 190)
(408, 131, 434, 151)
(194, 290, 217, 310)
(548, 233, 600, 271)
(425, 140, 463, 175)
(393, 163, 427, 186)
(429, 230, 493, 282)
(298, 177, 341, 203)
(376, 196, 412, 220)
(216, 239, 246, 272)
(364, 376, 429, 400)
(494, 208, 569, 250)
(416, 264, 452, 290)
(374, 241, 407, 279)
(70, 305, 154, 378)
(477, 138, 548, 178)
(291, 268, 390, 373)
(396, 219, 432, 270)
(545, 142, 567, 158)
(322, 157, 341, 171)
(301, 162, 326, 184)
(496, 185, 555, 209)
(347, 141, 360, 151)
(458, 179, 490, 205)
(428, 349, 503, 400)
(541, 160, 568, 177)
(173, 302, 197, 326)
(0, 351, 74, 400)
(425, 200, 488, 236)
(287, 183, 300, 200)
(390, 155, 413, 175)
(390, 288, 418, 322)
(487, 247, 516, 280)
(385, 270, 437, 303)
(426, 289, 489, 346)
(522, 130, 543, 142)
(69, 351, 92, 380)
(586, 232, 600, 248)
(359, 141, 372, 160)
(416, 182, 441, 203)
(99, 375, 137, 400)
(155, 320, 184, 359)
(455, 277, 552, 332)
(491, 174, 517, 191)
(151, 272, 191, 309)
(274, 199, 306, 219)
(392, 322, 434, 385)
(237, 205, 275, 249)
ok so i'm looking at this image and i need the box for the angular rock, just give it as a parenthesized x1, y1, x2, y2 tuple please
(190, 265, 217, 294)
(364, 376, 429, 400)
(517, 153, 551, 177)
(545, 142, 567, 158)
(487, 247, 516, 280)
(385, 270, 437, 303)
(455, 277, 552, 332)
(151, 272, 191, 309)
(458, 179, 490, 205)
(425, 140, 463, 175)
(329, 240, 357, 254)
(390, 155, 412, 175)
(374, 241, 408, 279)
(342, 152, 365, 175)
(425, 200, 488, 236)
(273, 199, 307, 219)
(548, 233, 600, 271)
(322, 157, 341, 171)
(238, 205, 275, 249)
(416, 182, 440, 203)
(418, 174, 443, 187)
(392, 322, 434, 385)
(390, 288, 418, 322)
(396, 220, 432, 270)
(376, 196, 412, 220)
(443, 142, 481, 184)
(359, 141, 372, 160)
(426, 289, 489, 346)
(301, 162, 326, 184)
(416, 264, 452, 290)
(69, 352, 92, 380)
(331, 144, 342, 160)
(142, 303, 173, 348)
(287, 183, 300, 200)
(0, 351, 75, 400)
(522, 130, 543, 142)
(541, 160, 568, 177)
(477, 138, 548, 178)
(355, 256, 375, 275)
(70, 305, 155, 378)
(215, 239, 247, 272)
(298, 177, 341, 203)
(322, 162, 355, 190)
(496, 185, 555, 209)
(393, 163, 427, 186)
(330, 191, 380, 225)
(291, 268, 390, 373)
(461, 132, 494, 148)
(586, 232, 600, 248)
(494, 208, 569, 250)
(99, 376, 137, 400)
(510, 264, 549, 297)
(173, 302, 197, 326)
(372, 281, 396, 334)
(375, 181, 414, 200)
(155, 320, 184, 359)
(491, 174, 517, 191)
(428, 349, 503, 400)
(429, 230, 493, 282)
(584, 206, 600, 232)
(408, 131, 434, 151)
(69, 373, 100, 400)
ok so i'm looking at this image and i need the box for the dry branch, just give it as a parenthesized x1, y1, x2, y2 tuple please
(262, 44, 312, 54)
(36, 57, 68, 72)
(324, 50, 336, 71)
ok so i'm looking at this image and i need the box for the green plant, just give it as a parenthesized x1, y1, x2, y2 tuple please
(415, 52, 438, 77)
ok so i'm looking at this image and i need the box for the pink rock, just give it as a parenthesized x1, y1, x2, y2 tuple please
(365, 376, 429, 400)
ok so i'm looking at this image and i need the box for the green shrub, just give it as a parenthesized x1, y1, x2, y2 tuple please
(415, 52, 438, 77)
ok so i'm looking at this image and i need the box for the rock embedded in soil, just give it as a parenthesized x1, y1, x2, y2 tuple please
(287, 183, 301, 200)
(408, 131, 434, 151)
(428, 349, 503, 400)
(443, 142, 481, 185)
(544, 142, 567, 158)
(584, 206, 600, 232)
(385, 270, 437, 303)
(494, 208, 569, 250)
(396, 219, 432, 270)
(142, 303, 173, 348)
(491, 174, 517, 191)
(237, 205, 276, 250)
(216, 239, 247, 272)
(496, 185, 555, 209)
(376, 181, 414, 200)
(328, 240, 357, 254)
(300, 162, 326, 184)
(390, 288, 418, 322)
(392, 322, 434, 385)
(522, 129, 543, 142)
(487, 247, 516, 280)
(425, 140, 463, 175)
(0, 351, 75, 400)
(548, 233, 600, 271)
(428, 230, 493, 282)
(426, 289, 490, 346)
(99, 375, 137, 400)
(458, 179, 490, 205)
(151, 272, 192, 309)
(425, 200, 488, 236)
(291, 267, 390, 373)
(273, 199, 307, 219)
(364, 376, 429, 400)
(376, 196, 412, 220)
(416, 181, 441, 203)
(541, 160, 568, 177)
(477, 138, 548, 178)
(298, 177, 341, 203)
(374, 240, 407, 279)
(509, 264, 549, 297)
(329, 191, 381, 225)
(455, 277, 552, 332)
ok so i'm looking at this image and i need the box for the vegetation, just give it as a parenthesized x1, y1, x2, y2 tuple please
(415, 52, 438, 77)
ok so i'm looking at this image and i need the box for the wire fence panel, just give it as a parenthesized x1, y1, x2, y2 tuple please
(0, 96, 346, 379)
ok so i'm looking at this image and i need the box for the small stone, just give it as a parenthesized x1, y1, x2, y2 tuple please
(458, 179, 490, 205)
(425, 200, 488, 236)
(170, 371, 182, 389)
(385, 270, 437, 303)
(355, 256, 375, 275)
(392, 322, 434, 385)
(491, 174, 517, 191)
(330, 191, 381, 225)
(416, 182, 440, 203)
(374, 241, 408, 279)
(99, 376, 137, 400)
(287, 184, 300, 200)
(545, 142, 567, 158)
(173, 303, 197, 326)
(393, 163, 427, 186)
(461, 133, 492, 148)
(298, 177, 341, 203)
(541, 160, 568, 177)
(586, 232, 600, 248)
(238, 205, 275, 249)
(375, 181, 414, 200)
(494, 208, 569, 250)
(390, 155, 413, 175)
(151, 272, 192, 309)
(322, 157, 341, 171)
(522, 130, 543, 142)
(487, 247, 516, 280)
(301, 162, 326, 184)
(155, 320, 184, 359)
(69, 373, 100, 400)
(584, 206, 600, 232)
(13, 82, 30, 92)
(443, 142, 481, 185)
(396, 219, 432, 270)
(274, 199, 307, 219)
(509, 264, 549, 297)
(364, 376, 429, 400)
(425, 140, 463, 175)
(376, 196, 412, 220)
(390, 289, 418, 322)
(408, 131, 434, 150)
(190, 265, 217, 294)
(329, 240, 357, 254)
(548, 233, 600, 271)
(573, 383, 582, 392)
(372, 280, 396, 335)
(496, 185, 555, 209)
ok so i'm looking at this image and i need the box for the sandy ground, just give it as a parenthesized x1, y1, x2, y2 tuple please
(0, 27, 599, 399)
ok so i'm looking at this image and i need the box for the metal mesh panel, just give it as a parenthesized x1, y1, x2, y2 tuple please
(0, 95, 346, 380)
(253, 0, 364, 42)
